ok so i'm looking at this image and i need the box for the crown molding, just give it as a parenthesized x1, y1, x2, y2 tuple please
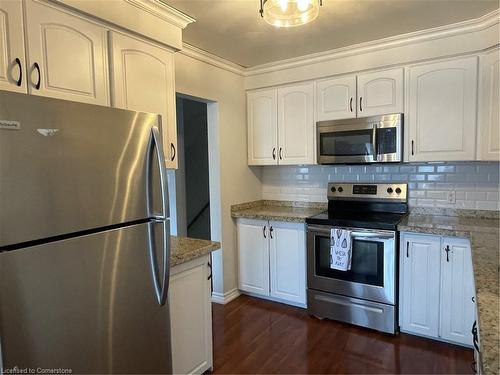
(53, 0, 195, 50)
(245, 9, 500, 76)
(125, 0, 195, 29)
(179, 43, 246, 76)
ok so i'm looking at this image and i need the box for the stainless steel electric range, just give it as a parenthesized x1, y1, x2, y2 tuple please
(305, 182, 408, 334)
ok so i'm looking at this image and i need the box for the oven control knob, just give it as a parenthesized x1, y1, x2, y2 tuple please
(387, 187, 393, 194)
(395, 187, 402, 194)
(338, 186, 343, 193)
(330, 186, 336, 193)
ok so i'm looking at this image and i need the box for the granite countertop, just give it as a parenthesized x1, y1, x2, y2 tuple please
(398, 208, 499, 375)
(170, 236, 220, 267)
(231, 200, 326, 223)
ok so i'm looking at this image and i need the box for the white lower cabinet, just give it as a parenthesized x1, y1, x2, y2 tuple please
(237, 218, 306, 307)
(400, 233, 441, 337)
(400, 232, 475, 346)
(169, 255, 213, 375)
(439, 237, 476, 346)
(270, 221, 306, 305)
(237, 219, 270, 296)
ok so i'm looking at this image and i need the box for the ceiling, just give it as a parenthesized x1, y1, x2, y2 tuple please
(162, 1, 499, 68)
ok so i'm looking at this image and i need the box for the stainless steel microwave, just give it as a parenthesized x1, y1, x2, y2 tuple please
(317, 113, 403, 164)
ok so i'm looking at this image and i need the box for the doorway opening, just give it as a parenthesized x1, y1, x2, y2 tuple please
(175, 96, 210, 239)
(168, 93, 222, 298)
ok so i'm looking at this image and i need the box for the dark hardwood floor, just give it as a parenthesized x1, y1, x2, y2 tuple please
(211, 295, 473, 374)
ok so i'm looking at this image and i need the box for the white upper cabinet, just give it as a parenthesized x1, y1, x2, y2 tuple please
(0, 0, 26, 93)
(315, 68, 403, 122)
(24, 0, 109, 105)
(315, 75, 356, 121)
(407, 57, 478, 162)
(277, 82, 315, 165)
(247, 89, 278, 165)
(357, 68, 404, 117)
(439, 237, 475, 346)
(477, 48, 500, 161)
(269, 221, 306, 305)
(237, 219, 270, 296)
(400, 233, 441, 338)
(110, 32, 177, 168)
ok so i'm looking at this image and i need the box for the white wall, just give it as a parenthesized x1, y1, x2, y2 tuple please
(174, 52, 262, 297)
(262, 162, 500, 210)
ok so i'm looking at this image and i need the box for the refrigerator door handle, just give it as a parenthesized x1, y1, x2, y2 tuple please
(160, 220, 170, 306)
(147, 219, 170, 306)
(148, 126, 169, 220)
(147, 220, 162, 305)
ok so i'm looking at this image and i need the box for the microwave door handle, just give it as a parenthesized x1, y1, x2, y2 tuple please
(372, 123, 378, 160)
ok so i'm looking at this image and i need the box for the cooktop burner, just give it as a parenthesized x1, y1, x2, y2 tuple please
(306, 182, 409, 230)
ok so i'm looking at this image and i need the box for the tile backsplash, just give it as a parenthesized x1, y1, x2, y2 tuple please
(261, 162, 500, 210)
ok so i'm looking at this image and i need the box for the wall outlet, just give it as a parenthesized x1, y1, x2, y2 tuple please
(447, 191, 456, 204)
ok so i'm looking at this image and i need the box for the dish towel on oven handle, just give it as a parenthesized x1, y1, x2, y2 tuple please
(330, 228, 353, 271)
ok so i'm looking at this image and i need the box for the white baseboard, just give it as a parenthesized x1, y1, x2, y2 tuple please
(211, 288, 241, 304)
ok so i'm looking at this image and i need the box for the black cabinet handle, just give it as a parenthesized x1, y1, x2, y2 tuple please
(471, 361, 477, 374)
(207, 261, 212, 280)
(272, 147, 276, 160)
(445, 245, 450, 262)
(472, 296, 475, 303)
(471, 321, 480, 353)
(279, 147, 283, 160)
(406, 241, 409, 258)
(14, 57, 22, 87)
(170, 143, 176, 161)
(269, 226, 273, 239)
(349, 97, 353, 112)
(33, 62, 41, 90)
(263, 225, 267, 238)
(359, 97, 363, 112)
(411, 140, 415, 156)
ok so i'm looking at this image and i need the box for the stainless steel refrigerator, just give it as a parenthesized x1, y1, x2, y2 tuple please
(0, 91, 172, 373)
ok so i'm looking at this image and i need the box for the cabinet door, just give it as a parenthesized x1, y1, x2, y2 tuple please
(408, 57, 477, 161)
(439, 238, 475, 346)
(269, 222, 306, 305)
(237, 219, 270, 296)
(247, 89, 278, 165)
(400, 233, 441, 338)
(357, 68, 404, 117)
(477, 48, 500, 161)
(277, 83, 315, 165)
(170, 255, 213, 375)
(315, 75, 356, 121)
(110, 32, 177, 168)
(24, 0, 109, 105)
(0, 0, 26, 93)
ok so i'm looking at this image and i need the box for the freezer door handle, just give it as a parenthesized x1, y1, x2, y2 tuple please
(147, 219, 170, 306)
(148, 126, 169, 220)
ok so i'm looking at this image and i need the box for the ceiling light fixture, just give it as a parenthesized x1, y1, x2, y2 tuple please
(259, 0, 322, 28)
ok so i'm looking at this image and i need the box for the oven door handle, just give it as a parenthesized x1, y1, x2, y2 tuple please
(352, 235, 394, 241)
(308, 226, 395, 240)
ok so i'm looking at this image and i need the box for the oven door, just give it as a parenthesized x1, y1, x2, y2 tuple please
(317, 122, 377, 164)
(307, 225, 396, 305)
